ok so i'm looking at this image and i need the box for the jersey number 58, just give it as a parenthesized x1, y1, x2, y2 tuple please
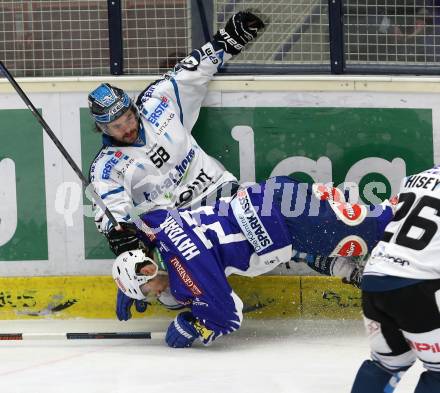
(149, 146, 170, 168)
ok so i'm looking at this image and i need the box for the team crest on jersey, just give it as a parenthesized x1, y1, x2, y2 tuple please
(330, 235, 368, 257)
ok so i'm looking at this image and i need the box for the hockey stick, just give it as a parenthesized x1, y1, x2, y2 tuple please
(196, 0, 212, 42)
(0, 331, 166, 341)
(0, 61, 119, 229)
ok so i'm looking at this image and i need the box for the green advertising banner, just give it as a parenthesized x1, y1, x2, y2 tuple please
(79, 107, 433, 260)
(0, 109, 48, 261)
(80, 108, 115, 260)
(193, 107, 433, 200)
(0, 84, 436, 276)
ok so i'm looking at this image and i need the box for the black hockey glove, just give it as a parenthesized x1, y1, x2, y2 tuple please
(342, 255, 368, 289)
(106, 221, 140, 256)
(213, 11, 265, 55)
(342, 263, 365, 289)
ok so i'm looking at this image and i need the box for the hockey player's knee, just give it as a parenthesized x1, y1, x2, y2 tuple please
(407, 331, 440, 393)
(363, 317, 416, 371)
(414, 371, 440, 393)
(371, 349, 416, 372)
(403, 328, 440, 370)
(351, 360, 409, 393)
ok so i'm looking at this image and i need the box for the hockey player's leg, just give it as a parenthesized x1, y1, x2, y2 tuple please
(272, 178, 393, 257)
(352, 294, 417, 393)
(290, 253, 366, 287)
(351, 359, 409, 393)
(402, 327, 440, 393)
(414, 371, 440, 393)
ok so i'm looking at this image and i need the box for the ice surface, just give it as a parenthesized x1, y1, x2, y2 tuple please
(0, 319, 423, 393)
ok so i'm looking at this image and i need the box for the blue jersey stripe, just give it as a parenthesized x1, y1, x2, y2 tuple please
(101, 186, 124, 200)
(170, 78, 184, 125)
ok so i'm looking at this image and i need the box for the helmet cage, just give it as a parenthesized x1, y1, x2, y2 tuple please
(112, 249, 158, 300)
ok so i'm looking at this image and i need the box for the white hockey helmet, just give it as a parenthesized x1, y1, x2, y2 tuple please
(112, 249, 160, 300)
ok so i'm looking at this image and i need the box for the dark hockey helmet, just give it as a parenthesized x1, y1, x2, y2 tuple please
(88, 83, 133, 124)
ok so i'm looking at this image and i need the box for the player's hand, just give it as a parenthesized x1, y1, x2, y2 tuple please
(342, 264, 364, 289)
(106, 221, 139, 256)
(116, 288, 148, 321)
(341, 255, 367, 289)
(165, 312, 199, 348)
(213, 11, 265, 55)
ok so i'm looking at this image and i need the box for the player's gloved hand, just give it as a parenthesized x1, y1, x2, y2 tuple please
(116, 288, 148, 321)
(213, 11, 265, 55)
(341, 256, 367, 289)
(342, 264, 364, 289)
(166, 312, 200, 348)
(106, 222, 139, 256)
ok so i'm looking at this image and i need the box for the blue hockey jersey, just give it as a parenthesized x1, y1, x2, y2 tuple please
(135, 177, 393, 344)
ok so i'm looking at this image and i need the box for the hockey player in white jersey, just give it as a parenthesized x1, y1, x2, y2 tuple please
(87, 12, 265, 320)
(351, 167, 440, 393)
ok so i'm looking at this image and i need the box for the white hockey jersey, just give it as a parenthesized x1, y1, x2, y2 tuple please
(364, 166, 440, 280)
(89, 42, 236, 232)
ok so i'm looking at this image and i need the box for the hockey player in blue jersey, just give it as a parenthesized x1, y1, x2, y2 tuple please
(112, 176, 395, 348)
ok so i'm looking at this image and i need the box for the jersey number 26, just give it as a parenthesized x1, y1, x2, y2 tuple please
(383, 192, 440, 250)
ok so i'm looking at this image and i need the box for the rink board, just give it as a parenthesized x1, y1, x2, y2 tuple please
(0, 275, 362, 320)
(0, 77, 437, 277)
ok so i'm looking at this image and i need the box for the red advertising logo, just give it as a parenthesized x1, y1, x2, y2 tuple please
(169, 256, 202, 296)
(330, 235, 368, 257)
(407, 340, 440, 353)
(312, 183, 344, 203)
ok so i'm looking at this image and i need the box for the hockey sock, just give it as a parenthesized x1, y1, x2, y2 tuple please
(303, 255, 354, 278)
(414, 371, 440, 393)
(351, 360, 406, 393)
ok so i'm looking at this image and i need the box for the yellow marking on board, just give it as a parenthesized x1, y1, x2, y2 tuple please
(0, 276, 361, 320)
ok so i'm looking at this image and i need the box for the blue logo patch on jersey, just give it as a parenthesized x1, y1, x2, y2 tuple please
(102, 151, 124, 180)
(142, 97, 170, 127)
